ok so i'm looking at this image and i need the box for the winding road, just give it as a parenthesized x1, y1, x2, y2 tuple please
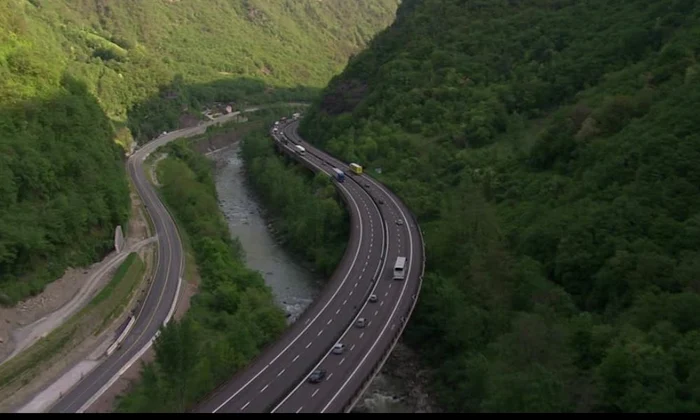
(45, 108, 424, 413)
(47, 106, 286, 413)
(194, 118, 425, 413)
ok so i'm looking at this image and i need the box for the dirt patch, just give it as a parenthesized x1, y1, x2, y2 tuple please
(0, 185, 154, 412)
(0, 187, 150, 364)
(191, 120, 260, 155)
(179, 112, 203, 130)
(353, 341, 438, 413)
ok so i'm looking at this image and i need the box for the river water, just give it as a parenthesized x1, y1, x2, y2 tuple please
(210, 144, 430, 413)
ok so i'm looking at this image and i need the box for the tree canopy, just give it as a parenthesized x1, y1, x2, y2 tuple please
(298, 0, 700, 412)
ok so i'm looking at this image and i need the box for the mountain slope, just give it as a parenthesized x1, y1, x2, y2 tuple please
(301, 0, 700, 412)
(0, 0, 399, 305)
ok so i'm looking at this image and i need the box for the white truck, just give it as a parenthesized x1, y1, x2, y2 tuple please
(393, 257, 406, 280)
(294, 145, 306, 156)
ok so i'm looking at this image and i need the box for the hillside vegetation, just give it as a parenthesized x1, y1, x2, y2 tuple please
(0, 0, 398, 304)
(300, 0, 700, 412)
(241, 130, 349, 278)
(116, 139, 286, 412)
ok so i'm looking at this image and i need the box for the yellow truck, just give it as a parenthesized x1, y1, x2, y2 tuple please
(349, 163, 363, 175)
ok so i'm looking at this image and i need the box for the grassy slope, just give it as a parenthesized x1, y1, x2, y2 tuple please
(300, 0, 700, 413)
(0, 0, 398, 304)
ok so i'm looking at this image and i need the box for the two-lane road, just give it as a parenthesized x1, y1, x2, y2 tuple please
(47, 105, 292, 413)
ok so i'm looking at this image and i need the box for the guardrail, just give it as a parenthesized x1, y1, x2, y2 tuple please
(262, 124, 396, 413)
(105, 316, 135, 357)
(275, 119, 426, 413)
(341, 208, 425, 412)
(191, 125, 368, 412)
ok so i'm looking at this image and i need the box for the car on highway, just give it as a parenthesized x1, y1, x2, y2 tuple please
(396, 218, 404, 226)
(308, 369, 326, 384)
(369, 294, 378, 303)
(332, 343, 346, 355)
(355, 318, 367, 328)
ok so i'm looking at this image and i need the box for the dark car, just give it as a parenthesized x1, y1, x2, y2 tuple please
(308, 369, 327, 384)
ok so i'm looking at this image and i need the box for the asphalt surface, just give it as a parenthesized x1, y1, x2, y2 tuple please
(195, 118, 424, 413)
(46, 106, 282, 413)
(48, 133, 185, 413)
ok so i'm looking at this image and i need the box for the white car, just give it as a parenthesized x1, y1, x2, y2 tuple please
(332, 343, 345, 355)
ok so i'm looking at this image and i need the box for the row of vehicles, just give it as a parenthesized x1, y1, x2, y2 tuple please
(309, 256, 408, 384)
(272, 117, 409, 384)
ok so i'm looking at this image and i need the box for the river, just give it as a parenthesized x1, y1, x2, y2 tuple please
(210, 144, 433, 413)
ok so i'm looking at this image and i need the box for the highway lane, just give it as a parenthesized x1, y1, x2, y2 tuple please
(46, 105, 287, 413)
(274, 120, 424, 413)
(194, 124, 387, 413)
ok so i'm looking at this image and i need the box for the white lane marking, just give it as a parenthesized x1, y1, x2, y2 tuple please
(339, 357, 345, 366)
(374, 310, 379, 316)
(350, 344, 355, 351)
(277, 369, 285, 377)
(343, 299, 347, 305)
(354, 282, 358, 287)
(336, 309, 340, 315)
(380, 301, 384, 306)
(360, 332, 364, 339)
(260, 384, 269, 393)
(385, 292, 389, 296)
(327, 373, 333, 380)
(327, 319, 333, 325)
(293, 354, 300, 362)
(296, 406, 303, 413)
(317, 330, 323, 337)
(349, 290, 353, 296)
(321, 175, 417, 413)
(211, 152, 369, 412)
(242, 401, 250, 410)
(71, 155, 180, 414)
(270, 163, 389, 413)
(312, 389, 320, 398)
(306, 342, 312, 349)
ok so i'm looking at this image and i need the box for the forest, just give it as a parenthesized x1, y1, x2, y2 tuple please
(240, 130, 349, 278)
(0, 0, 398, 304)
(295, 0, 700, 412)
(115, 140, 287, 412)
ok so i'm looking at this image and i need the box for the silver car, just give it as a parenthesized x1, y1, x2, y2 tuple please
(332, 343, 346, 355)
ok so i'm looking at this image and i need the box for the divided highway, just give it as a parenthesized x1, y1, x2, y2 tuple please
(195, 118, 425, 413)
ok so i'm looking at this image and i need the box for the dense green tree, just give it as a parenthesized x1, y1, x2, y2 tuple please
(275, 0, 700, 412)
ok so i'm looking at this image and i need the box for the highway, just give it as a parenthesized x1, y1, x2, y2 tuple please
(47, 106, 287, 413)
(194, 118, 425, 413)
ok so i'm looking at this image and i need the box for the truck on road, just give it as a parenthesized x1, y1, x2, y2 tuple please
(332, 168, 345, 182)
(393, 256, 406, 280)
(294, 145, 306, 156)
(349, 163, 363, 175)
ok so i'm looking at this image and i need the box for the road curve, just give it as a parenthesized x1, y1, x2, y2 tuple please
(47, 105, 292, 413)
(194, 118, 424, 413)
